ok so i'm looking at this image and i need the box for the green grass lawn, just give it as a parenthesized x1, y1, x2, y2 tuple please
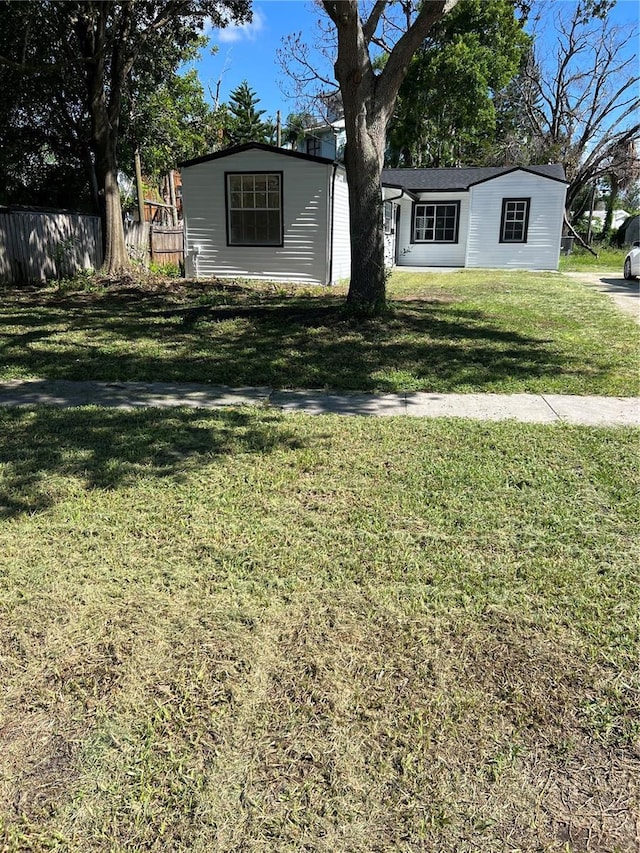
(0, 408, 638, 851)
(0, 268, 638, 395)
(1, 268, 638, 850)
(558, 244, 629, 273)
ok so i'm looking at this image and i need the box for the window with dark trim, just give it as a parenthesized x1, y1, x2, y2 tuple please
(226, 172, 282, 246)
(500, 198, 530, 243)
(412, 201, 460, 243)
(306, 136, 321, 157)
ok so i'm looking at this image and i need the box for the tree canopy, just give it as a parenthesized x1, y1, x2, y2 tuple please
(497, 0, 640, 217)
(0, 0, 252, 273)
(386, 0, 531, 168)
(120, 68, 227, 184)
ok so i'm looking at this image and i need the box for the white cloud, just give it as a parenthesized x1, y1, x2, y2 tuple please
(215, 7, 266, 43)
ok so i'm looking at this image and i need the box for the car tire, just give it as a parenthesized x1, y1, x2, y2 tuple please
(623, 258, 634, 280)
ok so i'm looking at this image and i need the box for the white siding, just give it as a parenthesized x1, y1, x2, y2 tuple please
(330, 166, 350, 283)
(466, 171, 566, 270)
(182, 149, 331, 284)
(394, 192, 469, 267)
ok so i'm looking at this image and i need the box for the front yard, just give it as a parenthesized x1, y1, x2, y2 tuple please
(0, 268, 638, 395)
(0, 268, 638, 851)
(0, 410, 638, 851)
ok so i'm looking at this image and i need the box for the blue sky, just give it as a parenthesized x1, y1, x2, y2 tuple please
(188, 0, 640, 122)
(191, 1, 321, 121)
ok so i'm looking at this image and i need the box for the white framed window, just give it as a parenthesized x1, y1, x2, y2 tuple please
(383, 201, 394, 235)
(226, 172, 283, 246)
(500, 198, 530, 243)
(412, 201, 460, 243)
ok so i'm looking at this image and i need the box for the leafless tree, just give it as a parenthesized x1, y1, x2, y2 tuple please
(517, 0, 639, 217)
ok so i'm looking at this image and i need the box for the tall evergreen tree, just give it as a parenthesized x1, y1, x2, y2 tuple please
(227, 81, 272, 145)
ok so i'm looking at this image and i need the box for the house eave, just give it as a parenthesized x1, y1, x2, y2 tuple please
(179, 142, 336, 169)
(381, 164, 568, 194)
(382, 183, 419, 202)
(467, 165, 568, 188)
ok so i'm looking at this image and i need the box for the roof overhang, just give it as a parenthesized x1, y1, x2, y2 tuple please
(382, 184, 419, 202)
(180, 141, 335, 169)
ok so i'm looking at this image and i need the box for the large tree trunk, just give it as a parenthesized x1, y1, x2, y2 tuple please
(91, 124, 129, 276)
(101, 151, 129, 274)
(329, 1, 387, 315)
(343, 120, 387, 314)
(75, 3, 131, 277)
(323, 0, 454, 316)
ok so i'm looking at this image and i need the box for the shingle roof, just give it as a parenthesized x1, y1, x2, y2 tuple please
(381, 164, 566, 192)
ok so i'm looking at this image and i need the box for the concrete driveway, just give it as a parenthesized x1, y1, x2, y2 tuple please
(563, 271, 640, 324)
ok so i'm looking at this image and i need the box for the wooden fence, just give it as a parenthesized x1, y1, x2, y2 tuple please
(125, 222, 184, 268)
(0, 208, 102, 284)
(0, 210, 184, 284)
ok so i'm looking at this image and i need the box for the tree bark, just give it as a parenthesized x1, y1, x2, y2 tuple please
(323, 0, 456, 315)
(100, 143, 129, 273)
(342, 116, 387, 313)
(602, 173, 619, 237)
(330, 1, 386, 313)
(75, 2, 132, 276)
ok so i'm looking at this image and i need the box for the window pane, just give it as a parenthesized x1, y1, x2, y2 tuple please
(268, 211, 280, 242)
(502, 199, 528, 241)
(244, 210, 257, 242)
(414, 202, 457, 242)
(228, 174, 281, 244)
(229, 210, 243, 243)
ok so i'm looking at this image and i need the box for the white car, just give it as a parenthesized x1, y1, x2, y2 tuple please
(623, 241, 640, 280)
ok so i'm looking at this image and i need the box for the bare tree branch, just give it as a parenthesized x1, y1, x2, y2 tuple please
(516, 2, 639, 213)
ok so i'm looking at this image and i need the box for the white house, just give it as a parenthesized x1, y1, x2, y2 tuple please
(180, 143, 567, 284)
(294, 118, 346, 161)
(382, 164, 567, 271)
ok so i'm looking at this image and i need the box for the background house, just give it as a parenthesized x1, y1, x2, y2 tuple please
(293, 118, 346, 162)
(622, 214, 640, 245)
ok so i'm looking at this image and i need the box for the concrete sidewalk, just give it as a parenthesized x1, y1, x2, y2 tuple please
(0, 380, 638, 426)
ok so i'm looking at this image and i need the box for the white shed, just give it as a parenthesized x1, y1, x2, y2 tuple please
(180, 142, 350, 285)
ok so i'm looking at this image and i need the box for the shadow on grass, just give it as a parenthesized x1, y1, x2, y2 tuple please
(0, 406, 314, 519)
(0, 282, 583, 392)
